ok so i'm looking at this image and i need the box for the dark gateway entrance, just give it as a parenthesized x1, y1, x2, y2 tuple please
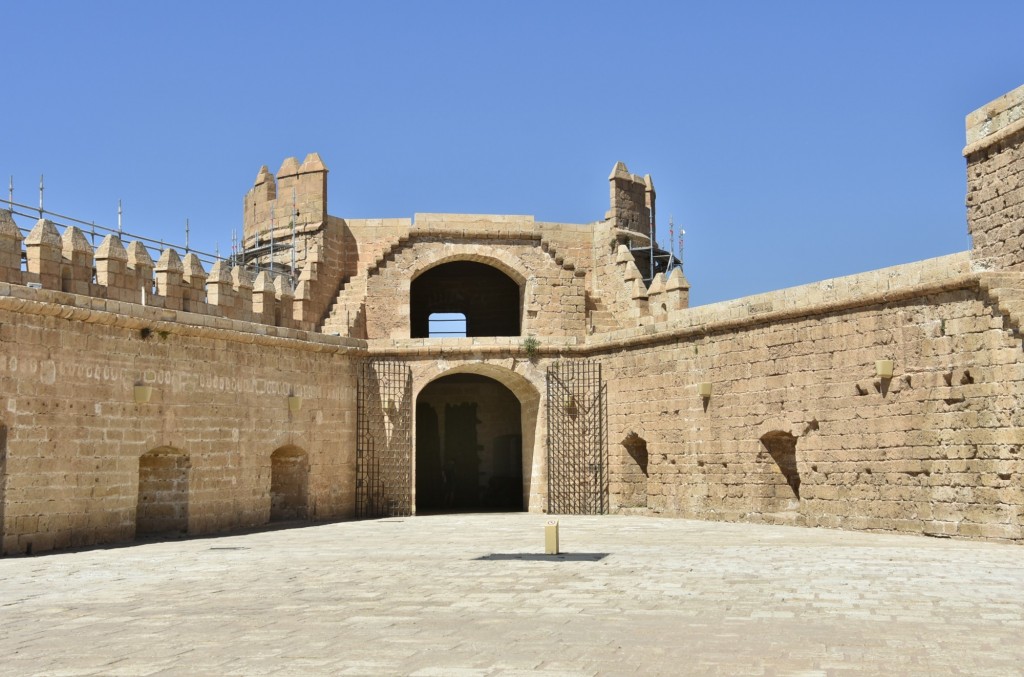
(416, 374, 524, 512)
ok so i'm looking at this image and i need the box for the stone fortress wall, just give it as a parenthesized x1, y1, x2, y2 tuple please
(2, 84, 1024, 554)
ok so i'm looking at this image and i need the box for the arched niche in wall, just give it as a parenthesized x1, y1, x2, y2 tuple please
(136, 447, 191, 538)
(759, 431, 800, 501)
(620, 431, 649, 510)
(410, 261, 522, 338)
(270, 445, 309, 521)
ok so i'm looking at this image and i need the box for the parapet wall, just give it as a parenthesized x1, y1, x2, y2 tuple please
(0, 211, 329, 333)
(599, 271, 1024, 541)
(0, 281, 362, 555)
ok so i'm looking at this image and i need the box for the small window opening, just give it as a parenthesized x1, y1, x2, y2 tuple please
(428, 312, 467, 338)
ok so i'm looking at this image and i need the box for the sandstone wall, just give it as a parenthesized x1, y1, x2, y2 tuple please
(323, 214, 593, 341)
(595, 262, 1024, 542)
(0, 282, 360, 555)
(966, 84, 1024, 270)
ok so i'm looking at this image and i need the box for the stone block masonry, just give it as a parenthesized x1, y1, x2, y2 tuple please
(0, 284, 360, 554)
(3, 84, 1024, 553)
(966, 83, 1024, 271)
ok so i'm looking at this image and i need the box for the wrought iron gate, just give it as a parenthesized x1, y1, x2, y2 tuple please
(546, 359, 608, 514)
(356, 359, 413, 518)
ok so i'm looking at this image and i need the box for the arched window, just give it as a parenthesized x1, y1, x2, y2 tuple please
(411, 261, 521, 338)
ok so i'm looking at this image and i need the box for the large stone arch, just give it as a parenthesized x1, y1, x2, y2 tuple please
(361, 239, 586, 340)
(410, 248, 532, 340)
(410, 248, 531, 286)
(412, 361, 544, 512)
(411, 261, 522, 338)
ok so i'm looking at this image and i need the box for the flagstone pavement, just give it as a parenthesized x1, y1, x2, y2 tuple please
(1, 514, 1022, 676)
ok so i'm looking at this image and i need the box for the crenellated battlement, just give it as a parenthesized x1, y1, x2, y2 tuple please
(0, 210, 323, 332)
(242, 152, 328, 253)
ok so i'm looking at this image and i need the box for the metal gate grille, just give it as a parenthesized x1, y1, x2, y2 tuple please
(546, 359, 608, 514)
(356, 359, 413, 518)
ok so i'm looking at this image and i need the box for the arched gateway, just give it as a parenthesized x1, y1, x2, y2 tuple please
(355, 358, 607, 518)
(416, 374, 524, 512)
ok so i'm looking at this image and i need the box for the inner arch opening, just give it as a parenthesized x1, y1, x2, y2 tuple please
(416, 373, 524, 513)
(410, 261, 521, 338)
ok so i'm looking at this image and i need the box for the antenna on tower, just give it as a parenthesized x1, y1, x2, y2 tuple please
(669, 215, 676, 267)
(117, 199, 123, 235)
(185, 218, 190, 253)
(38, 174, 44, 218)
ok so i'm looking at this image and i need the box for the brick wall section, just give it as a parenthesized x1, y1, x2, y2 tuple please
(322, 215, 593, 341)
(0, 283, 361, 555)
(371, 252, 1024, 542)
(966, 84, 1024, 270)
(597, 277, 1024, 542)
(361, 237, 586, 341)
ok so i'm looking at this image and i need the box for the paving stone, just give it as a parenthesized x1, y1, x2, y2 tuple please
(1, 514, 1023, 675)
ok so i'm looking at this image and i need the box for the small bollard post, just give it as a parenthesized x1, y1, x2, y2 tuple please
(545, 519, 559, 555)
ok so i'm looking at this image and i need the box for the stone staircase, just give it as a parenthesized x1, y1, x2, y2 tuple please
(978, 271, 1024, 344)
(587, 294, 621, 334)
(320, 235, 410, 336)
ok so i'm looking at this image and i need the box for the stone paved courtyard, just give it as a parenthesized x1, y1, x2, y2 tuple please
(1, 514, 1022, 676)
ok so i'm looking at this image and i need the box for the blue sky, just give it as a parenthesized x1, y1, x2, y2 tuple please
(3, 1, 1023, 305)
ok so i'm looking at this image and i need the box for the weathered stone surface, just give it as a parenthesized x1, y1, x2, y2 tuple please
(3, 84, 1024, 555)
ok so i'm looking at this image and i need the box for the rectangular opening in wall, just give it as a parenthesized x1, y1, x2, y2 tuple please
(428, 312, 467, 338)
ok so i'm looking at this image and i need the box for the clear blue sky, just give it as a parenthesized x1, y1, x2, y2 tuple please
(3, 1, 1023, 305)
